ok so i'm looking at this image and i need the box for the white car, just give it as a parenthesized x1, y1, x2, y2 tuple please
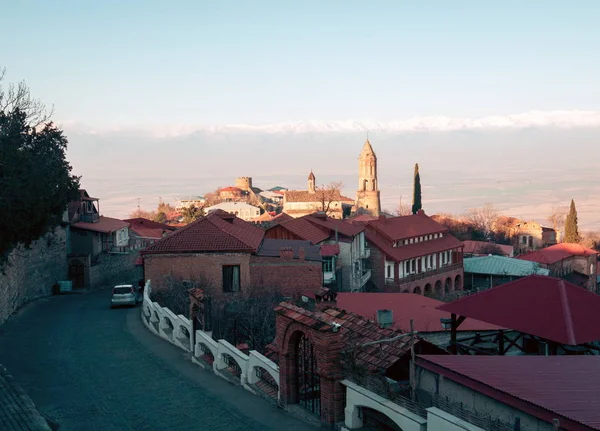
(110, 284, 141, 308)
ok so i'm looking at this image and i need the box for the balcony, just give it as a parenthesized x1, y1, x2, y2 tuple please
(359, 247, 371, 259)
(79, 213, 99, 223)
(386, 263, 463, 285)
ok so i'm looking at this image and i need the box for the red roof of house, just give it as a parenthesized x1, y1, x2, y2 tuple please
(462, 240, 514, 256)
(346, 214, 380, 224)
(273, 217, 331, 244)
(416, 355, 600, 431)
(367, 212, 448, 241)
(124, 217, 177, 238)
(274, 302, 446, 372)
(438, 275, 600, 345)
(141, 209, 264, 254)
(270, 212, 293, 226)
(320, 244, 340, 257)
(518, 243, 598, 265)
(367, 230, 463, 262)
(220, 186, 242, 192)
(336, 293, 500, 333)
(304, 213, 365, 237)
(71, 216, 129, 234)
(284, 189, 354, 203)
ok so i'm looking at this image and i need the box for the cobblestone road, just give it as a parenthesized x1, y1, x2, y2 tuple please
(0, 290, 316, 431)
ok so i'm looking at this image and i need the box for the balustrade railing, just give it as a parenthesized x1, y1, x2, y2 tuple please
(386, 263, 463, 285)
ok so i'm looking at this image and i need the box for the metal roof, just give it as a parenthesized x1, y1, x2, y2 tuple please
(464, 255, 550, 277)
(438, 275, 600, 345)
(416, 355, 600, 430)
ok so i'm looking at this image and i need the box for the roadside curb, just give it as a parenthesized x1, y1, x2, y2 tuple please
(0, 364, 52, 430)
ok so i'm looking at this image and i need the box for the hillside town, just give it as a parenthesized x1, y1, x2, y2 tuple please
(3, 3, 600, 430)
(3, 126, 600, 431)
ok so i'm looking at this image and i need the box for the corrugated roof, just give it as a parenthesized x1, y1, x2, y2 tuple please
(368, 212, 447, 241)
(255, 238, 321, 261)
(416, 355, 600, 430)
(141, 209, 264, 254)
(336, 293, 500, 333)
(464, 255, 550, 277)
(518, 243, 598, 265)
(71, 216, 129, 234)
(304, 213, 365, 237)
(320, 244, 340, 257)
(438, 275, 600, 345)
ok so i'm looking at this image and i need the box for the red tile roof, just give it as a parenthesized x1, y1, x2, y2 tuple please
(438, 275, 600, 345)
(367, 230, 463, 262)
(124, 217, 177, 238)
(346, 214, 380, 224)
(275, 302, 445, 372)
(367, 212, 448, 241)
(273, 217, 331, 244)
(416, 355, 600, 431)
(141, 209, 264, 254)
(320, 244, 340, 257)
(71, 216, 129, 234)
(220, 186, 242, 192)
(304, 213, 365, 237)
(462, 240, 514, 256)
(336, 293, 500, 333)
(518, 243, 598, 265)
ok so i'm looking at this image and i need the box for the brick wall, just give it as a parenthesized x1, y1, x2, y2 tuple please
(0, 227, 68, 325)
(276, 314, 346, 426)
(250, 256, 322, 298)
(143, 253, 252, 294)
(368, 245, 386, 290)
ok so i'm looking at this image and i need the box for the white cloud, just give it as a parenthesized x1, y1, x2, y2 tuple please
(57, 110, 600, 138)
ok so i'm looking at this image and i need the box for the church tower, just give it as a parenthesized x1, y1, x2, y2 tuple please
(308, 170, 316, 194)
(356, 139, 381, 216)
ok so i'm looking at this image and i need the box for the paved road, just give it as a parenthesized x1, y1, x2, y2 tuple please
(0, 290, 316, 431)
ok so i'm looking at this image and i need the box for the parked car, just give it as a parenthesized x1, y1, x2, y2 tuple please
(110, 284, 141, 308)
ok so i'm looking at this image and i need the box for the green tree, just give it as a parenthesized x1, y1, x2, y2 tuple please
(563, 199, 580, 243)
(0, 109, 80, 259)
(181, 205, 205, 224)
(411, 163, 422, 215)
(154, 211, 168, 224)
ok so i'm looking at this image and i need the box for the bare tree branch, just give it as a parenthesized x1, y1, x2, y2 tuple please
(0, 67, 54, 127)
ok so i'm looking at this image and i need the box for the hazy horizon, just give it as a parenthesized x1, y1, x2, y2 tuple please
(64, 118, 600, 231)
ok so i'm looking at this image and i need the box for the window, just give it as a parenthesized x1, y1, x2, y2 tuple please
(387, 265, 391, 278)
(222, 265, 241, 292)
(323, 257, 334, 273)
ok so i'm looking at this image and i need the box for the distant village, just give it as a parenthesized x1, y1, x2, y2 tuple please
(26, 139, 600, 430)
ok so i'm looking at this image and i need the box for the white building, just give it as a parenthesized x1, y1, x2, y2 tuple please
(176, 196, 206, 211)
(204, 202, 261, 221)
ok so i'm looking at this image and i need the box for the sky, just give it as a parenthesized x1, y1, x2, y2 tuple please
(2, 1, 600, 128)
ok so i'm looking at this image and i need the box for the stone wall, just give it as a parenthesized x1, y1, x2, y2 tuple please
(89, 251, 140, 289)
(0, 227, 68, 325)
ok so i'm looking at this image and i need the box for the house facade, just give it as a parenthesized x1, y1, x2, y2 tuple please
(511, 220, 560, 254)
(282, 171, 354, 219)
(205, 201, 261, 222)
(517, 243, 598, 291)
(141, 210, 323, 298)
(124, 217, 177, 249)
(360, 211, 464, 296)
(66, 189, 139, 289)
(264, 212, 371, 292)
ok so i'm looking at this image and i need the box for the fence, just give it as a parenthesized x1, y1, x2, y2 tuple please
(141, 280, 280, 402)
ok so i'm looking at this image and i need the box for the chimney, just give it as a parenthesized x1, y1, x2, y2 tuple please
(376, 309, 394, 328)
(298, 247, 305, 261)
(280, 247, 294, 261)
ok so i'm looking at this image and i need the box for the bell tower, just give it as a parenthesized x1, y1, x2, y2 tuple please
(356, 139, 381, 216)
(308, 170, 316, 194)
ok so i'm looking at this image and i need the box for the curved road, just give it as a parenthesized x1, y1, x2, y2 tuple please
(0, 289, 316, 431)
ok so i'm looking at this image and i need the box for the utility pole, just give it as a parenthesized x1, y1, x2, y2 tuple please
(136, 197, 141, 211)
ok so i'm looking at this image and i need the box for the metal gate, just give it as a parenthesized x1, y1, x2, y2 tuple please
(296, 333, 321, 416)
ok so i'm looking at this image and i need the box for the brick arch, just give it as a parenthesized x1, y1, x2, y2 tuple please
(444, 277, 453, 294)
(280, 326, 320, 407)
(454, 274, 463, 290)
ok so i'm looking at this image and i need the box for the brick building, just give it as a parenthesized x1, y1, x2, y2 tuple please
(141, 210, 322, 298)
(265, 212, 371, 292)
(517, 243, 598, 291)
(354, 210, 464, 296)
(273, 302, 446, 427)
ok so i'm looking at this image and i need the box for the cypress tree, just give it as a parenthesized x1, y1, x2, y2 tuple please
(563, 199, 580, 243)
(412, 163, 422, 215)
